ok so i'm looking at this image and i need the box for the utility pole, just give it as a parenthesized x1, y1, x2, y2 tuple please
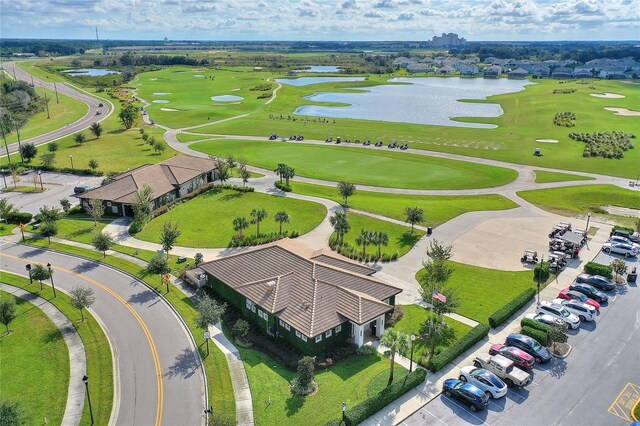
(1, 126, 10, 163)
(53, 82, 59, 103)
(31, 75, 35, 87)
(13, 119, 24, 163)
(44, 93, 50, 119)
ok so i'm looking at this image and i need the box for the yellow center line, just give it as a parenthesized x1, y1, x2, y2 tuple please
(1, 253, 164, 426)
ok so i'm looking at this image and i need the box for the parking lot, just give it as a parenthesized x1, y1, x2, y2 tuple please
(403, 250, 639, 426)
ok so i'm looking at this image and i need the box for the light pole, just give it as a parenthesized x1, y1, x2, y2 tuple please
(26, 264, 33, 285)
(47, 263, 56, 298)
(82, 375, 94, 425)
(409, 333, 416, 372)
(37, 170, 43, 191)
(536, 255, 544, 305)
(585, 212, 591, 248)
(342, 402, 347, 425)
(70, 155, 74, 170)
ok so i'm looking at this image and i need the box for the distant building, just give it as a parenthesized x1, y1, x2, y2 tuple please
(438, 65, 455, 74)
(430, 33, 467, 48)
(393, 57, 417, 68)
(456, 63, 479, 75)
(508, 67, 529, 79)
(483, 65, 502, 78)
(406, 64, 434, 73)
(531, 65, 551, 78)
(12, 53, 36, 58)
(551, 67, 573, 79)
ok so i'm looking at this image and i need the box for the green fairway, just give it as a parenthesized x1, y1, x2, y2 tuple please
(191, 139, 518, 189)
(337, 212, 425, 258)
(0, 290, 70, 426)
(135, 188, 327, 248)
(291, 181, 518, 226)
(239, 347, 407, 426)
(392, 304, 472, 362)
(533, 170, 595, 183)
(416, 261, 536, 324)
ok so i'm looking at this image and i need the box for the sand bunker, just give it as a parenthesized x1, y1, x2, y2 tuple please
(604, 107, 640, 116)
(149, 78, 158, 81)
(160, 108, 180, 112)
(535, 138, 559, 143)
(590, 92, 625, 99)
(230, 88, 240, 91)
(194, 75, 205, 78)
(152, 100, 169, 104)
(153, 92, 171, 95)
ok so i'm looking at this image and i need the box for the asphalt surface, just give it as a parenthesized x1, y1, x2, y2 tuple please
(0, 241, 206, 426)
(402, 253, 640, 426)
(1, 61, 112, 154)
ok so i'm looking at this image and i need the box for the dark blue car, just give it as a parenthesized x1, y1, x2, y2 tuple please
(442, 378, 490, 412)
(505, 333, 552, 364)
(569, 283, 609, 304)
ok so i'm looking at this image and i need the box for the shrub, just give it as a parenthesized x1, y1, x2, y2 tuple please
(584, 261, 613, 278)
(520, 317, 550, 333)
(343, 369, 427, 425)
(426, 323, 490, 372)
(612, 225, 635, 234)
(533, 261, 550, 281)
(296, 356, 316, 390)
(275, 181, 292, 192)
(570, 130, 635, 159)
(386, 305, 405, 327)
(488, 288, 536, 328)
(521, 326, 548, 346)
(227, 230, 298, 248)
(232, 319, 250, 341)
(5, 211, 33, 224)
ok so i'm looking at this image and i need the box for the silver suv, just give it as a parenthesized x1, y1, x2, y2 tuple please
(536, 301, 580, 329)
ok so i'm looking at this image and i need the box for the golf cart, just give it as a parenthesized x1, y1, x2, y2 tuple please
(268, 133, 278, 140)
(363, 140, 371, 146)
(521, 250, 539, 264)
(325, 137, 333, 143)
(297, 135, 304, 141)
(388, 141, 398, 149)
(289, 134, 297, 140)
(375, 141, 383, 147)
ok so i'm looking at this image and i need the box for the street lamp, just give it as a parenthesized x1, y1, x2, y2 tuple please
(70, 155, 74, 170)
(536, 255, 544, 306)
(342, 402, 347, 425)
(409, 333, 416, 372)
(37, 170, 43, 191)
(26, 264, 33, 285)
(82, 375, 94, 425)
(47, 263, 56, 298)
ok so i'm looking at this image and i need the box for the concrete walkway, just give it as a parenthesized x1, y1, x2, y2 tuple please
(3, 284, 87, 426)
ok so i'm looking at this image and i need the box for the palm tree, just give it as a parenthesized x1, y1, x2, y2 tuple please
(380, 329, 410, 385)
(274, 163, 287, 183)
(329, 212, 350, 246)
(274, 211, 290, 235)
(250, 208, 268, 237)
(404, 207, 424, 235)
(283, 166, 295, 186)
(423, 315, 450, 363)
(355, 229, 371, 258)
(375, 232, 389, 258)
(232, 217, 249, 237)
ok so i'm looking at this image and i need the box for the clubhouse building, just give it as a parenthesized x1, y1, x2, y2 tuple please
(198, 239, 402, 354)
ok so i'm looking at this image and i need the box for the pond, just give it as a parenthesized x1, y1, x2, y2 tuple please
(292, 66, 342, 73)
(63, 68, 121, 77)
(276, 76, 366, 87)
(293, 77, 533, 128)
(211, 95, 244, 102)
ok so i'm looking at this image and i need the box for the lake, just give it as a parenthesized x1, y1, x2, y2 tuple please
(294, 77, 534, 128)
(276, 76, 366, 87)
(292, 66, 342, 73)
(63, 68, 121, 77)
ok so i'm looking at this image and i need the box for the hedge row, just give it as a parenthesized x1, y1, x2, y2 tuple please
(274, 181, 292, 192)
(520, 317, 550, 333)
(521, 326, 549, 346)
(488, 288, 536, 328)
(33, 165, 103, 176)
(341, 368, 427, 426)
(4, 211, 33, 224)
(612, 225, 635, 234)
(584, 261, 613, 279)
(227, 230, 299, 247)
(426, 323, 490, 372)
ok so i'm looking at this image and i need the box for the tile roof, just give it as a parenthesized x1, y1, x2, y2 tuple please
(200, 239, 401, 337)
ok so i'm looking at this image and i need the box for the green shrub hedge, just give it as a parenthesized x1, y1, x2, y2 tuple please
(488, 288, 536, 328)
(520, 326, 548, 346)
(612, 225, 635, 234)
(584, 261, 613, 278)
(426, 323, 490, 372)
(5, 211, 33, 224)
(275, 181, 292, 192)
(343, 368, 427, 425)
(533, 261, 550, 281)
(520, 317, 551, 333)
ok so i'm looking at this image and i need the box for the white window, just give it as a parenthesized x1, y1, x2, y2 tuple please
(279, 319, 284, 327)
(315, 334, 322, 343)
(246, 299, 256, 313)
(295, 330, 301, 338)
(301, 335, 307, 342)
(285, 323, 290, 331)
(257, 309, 267, 320)
(335, 325, 342, 333)
(106, 201, 112, 206)
(325, 329, 332, 338)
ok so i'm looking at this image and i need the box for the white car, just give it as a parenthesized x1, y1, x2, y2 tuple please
(602, 242, 638, 258)
(536, 301, 581, 329)
(608, 236, 640, 251)
(525, 313, 567, 329)
(459, 366, 508, 399)
(552, 298, 597, 322)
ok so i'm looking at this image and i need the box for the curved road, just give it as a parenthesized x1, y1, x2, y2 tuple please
(1, 61, 113, 155)
(0, 241, 205, 426)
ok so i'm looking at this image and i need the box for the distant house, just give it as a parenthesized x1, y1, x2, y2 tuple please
(624, 70, 639, 79)
(531, 65, 551, 78)
(12, 52, 36, 58)
(456, 64, 479, 75)
(598, 65, 627, 79)
(483, 65, 502, 78)
(200, 239, 402, 354)
(508, 67, 529, 79)
(288, 70, 298, 76)
(393, 57, 417, 68)
(572, 67, 594, 79)
(551, 67, 573, 79)
(438, 65, 455, 74)
(78, 155, 217, 216)
(406, 64, 434, 73)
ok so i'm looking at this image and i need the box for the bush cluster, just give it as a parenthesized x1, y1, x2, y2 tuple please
(533, 261, 550, 281)
(569, 131, 635, 159)
(227, 230, 299, 248)
(257, 93, 271, 99)
(521, 326, 549, 346)
(552, 88, 576, 94)
(4, 211, 33, 224)
(488, 288, 537, 328)
(584, 261, 613, 278)
(33, 165, 103, 176)
(612, 225, 635, 234)
(426, 323, 490, 372)
(553, 112, 576, 127)
(274, 181, 292, 192)
(521, 317, 551, 333)
(329, 239, 399, 263)
(386, 305, 405, 327)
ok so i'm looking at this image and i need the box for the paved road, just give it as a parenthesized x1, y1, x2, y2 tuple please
(1, 62, 113, 155)
(0, 241, 206, 426)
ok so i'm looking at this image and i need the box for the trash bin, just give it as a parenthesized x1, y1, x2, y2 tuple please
(427, 227, 433, 236)
(628, 273, 638, 283)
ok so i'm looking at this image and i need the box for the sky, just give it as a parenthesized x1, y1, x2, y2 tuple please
(1, 0, 639, 41)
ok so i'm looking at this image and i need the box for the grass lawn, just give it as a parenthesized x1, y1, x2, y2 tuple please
(1, 186, 47, 194)
(0, 290, 70, 426)
(533, 170, 595, 183)
(291, 181, 518, 226)
(0, 222, 15, 236)
(191, 139, 518, 190)
(16, 60, 67, 82)
(392, 304, 472, 362)
(135, 188, 327, 248)
(338, 212, 425, 258)
(31, 216, 111, 245)
(416, 261, 536, 324)
(239, 347, 407, 426)
(1, 273, 113, 426)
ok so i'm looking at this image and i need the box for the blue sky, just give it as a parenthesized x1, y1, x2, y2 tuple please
(1, 0, 638, 41)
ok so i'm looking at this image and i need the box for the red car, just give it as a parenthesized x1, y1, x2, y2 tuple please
(489, 344, 535, 371)
(558, 288, 601, 313)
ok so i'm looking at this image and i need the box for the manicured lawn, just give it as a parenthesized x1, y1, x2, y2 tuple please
(291, 181, 518, 226)
(135, 188, 327, 248)
(0, 290, 70, 426)
(239, 347, 407, 426)
(392, 304, 472, 362)
(31, 216, 110, 245)
(1, 273, 113, 426)
(0, 222, 14, 236)
(533, 170, 594, 183)
(191, 139, 518, 190)
(1, 186, 46, 194)
(416, 261, 536, 324)
(338, 212, 425, 258)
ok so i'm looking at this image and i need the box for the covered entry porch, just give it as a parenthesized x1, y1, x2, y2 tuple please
(347, 314, 386, 348)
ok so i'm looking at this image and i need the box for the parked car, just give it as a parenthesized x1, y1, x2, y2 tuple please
(569, 283, 609, 304)
(489, 344, 535, 371)
(557, 288, 601, 312)
(611, 229, 640, 244)
(552, 298, 597, 322)
(525, 313, 568, 329)
(472, 354, 532, 388)
(442, 379, 490, 412)
(73, 185, 94, 195)
(575, 274, 616, 291)
(602, 242, 638, 258)
(459, 366, 508, 399)
(505, 333, 552, 364)
(608, 235, 640, 250)
(535, 301, 581, 329)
